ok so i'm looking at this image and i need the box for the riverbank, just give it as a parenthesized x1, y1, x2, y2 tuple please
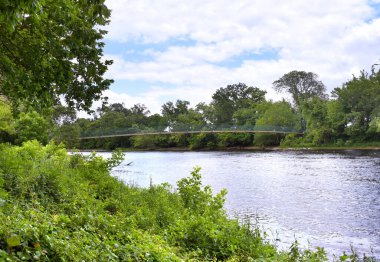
(1, 141, 332, 261)
(75, 145, 380, 152)
(98, 148, 380, 259)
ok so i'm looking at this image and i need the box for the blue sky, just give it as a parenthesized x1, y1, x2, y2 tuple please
(97, 0, 380, 114)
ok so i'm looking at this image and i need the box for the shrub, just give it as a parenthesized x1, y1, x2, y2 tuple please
(0, 141, 334, 261)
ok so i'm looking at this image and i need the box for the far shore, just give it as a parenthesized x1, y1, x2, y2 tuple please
(72, 145, 380, 153)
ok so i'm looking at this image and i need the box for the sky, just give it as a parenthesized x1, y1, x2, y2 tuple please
(97, 0, 380, 115)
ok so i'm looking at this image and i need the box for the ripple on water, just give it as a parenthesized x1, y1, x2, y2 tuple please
(101, 150, 380, 259)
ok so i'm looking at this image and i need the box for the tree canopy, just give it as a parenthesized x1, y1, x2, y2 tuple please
(273, 71, 327, 108)
(0, 0, 113, 111)
(211, 83, 266, 124)
(332, 68, 380, 139)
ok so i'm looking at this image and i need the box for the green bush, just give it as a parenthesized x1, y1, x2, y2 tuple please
(189, 133, 218, 150)
(216, 133, 252, 148)
(14, 112, 49, 145)
(0, 141, 338, 261)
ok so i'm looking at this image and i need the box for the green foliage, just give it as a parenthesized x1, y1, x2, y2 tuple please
(333, 69, 380, 141)
(0, 142, 362, 261)
(0, 98, 15, 143)
(15, 112, 49, 145)
(131, 135, 161, 149)
(368, 112, 380, 134)
(51, 66, 378, 150)
(160, 100, 207, 131)
(212, 83, 266, 124)
(254, 101, 300, 146)
(273, 71, 327, 108)
(177, 166, 227, 214)
(0, 0, 113, 111)
(106, 149, 125, 170)
(233, 107, 260, 126)
(0, 98, 15, 134)
(217, 133, 253, 147)
(52, 122, 81, 148)
(189, 132, 218, 150)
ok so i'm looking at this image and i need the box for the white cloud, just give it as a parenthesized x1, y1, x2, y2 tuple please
(100, 0, 380, 114)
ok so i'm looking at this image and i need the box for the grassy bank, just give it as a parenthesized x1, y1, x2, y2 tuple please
(0, 141, 336, 261)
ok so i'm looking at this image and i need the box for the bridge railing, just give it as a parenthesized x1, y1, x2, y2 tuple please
(80, 124, 303, 138)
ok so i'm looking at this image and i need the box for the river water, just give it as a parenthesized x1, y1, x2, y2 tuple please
(97, 150, 380, 259)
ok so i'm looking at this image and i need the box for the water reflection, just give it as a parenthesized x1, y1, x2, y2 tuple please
(102, 150, 380, 259)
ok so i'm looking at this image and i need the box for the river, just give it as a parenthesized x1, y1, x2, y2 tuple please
(96, 150, 380, 259)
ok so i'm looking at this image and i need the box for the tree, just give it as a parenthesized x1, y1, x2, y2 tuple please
(174, 109, 206, 131)
(161, 100, 191, 129)
(91, 111, 129, 133)
(332, 68, 380, 140)
(301, 97, 337, 145)
(0, 0, 41, 30)
(254, 101, 299, 146)
(0, 97, 15, 134)
(162, 100, 190, 117)
(53, 122, 81, 148)
(146, 114, 168, 131)
(232, 108, 259, 127)
(15, 111, 49, 144)
(195, 102, 215, 125)
(129, 103, 150, 127)
(97, 103, 131, 116)
(0, 0, 113, 111)
(131, 103, 150, 116)
(211, 83, 266, 125)
(273, 71, 327, 108)
(51, 105, 77, 126)
(0, 97, 15, 142)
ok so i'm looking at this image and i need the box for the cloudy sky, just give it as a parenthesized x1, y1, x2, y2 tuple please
(100, 0, 380, 114)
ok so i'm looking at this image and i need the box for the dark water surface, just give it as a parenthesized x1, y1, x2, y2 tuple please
(99, 150, 380, 259)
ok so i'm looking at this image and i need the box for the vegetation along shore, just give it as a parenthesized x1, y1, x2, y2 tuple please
(0, 0, 379, 260)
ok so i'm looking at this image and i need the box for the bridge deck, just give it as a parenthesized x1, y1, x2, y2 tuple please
(80, 130, 304, 140)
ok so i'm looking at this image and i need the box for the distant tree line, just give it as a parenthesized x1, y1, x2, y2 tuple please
(2, 66, 379, 149)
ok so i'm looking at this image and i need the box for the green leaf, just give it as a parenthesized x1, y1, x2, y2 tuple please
(6, 235, 21, 247)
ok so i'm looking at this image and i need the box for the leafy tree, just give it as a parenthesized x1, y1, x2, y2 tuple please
(129, 103, 150, 126)
(273, 71, 327, 108)
(161, 100, 191, 129)
(161, 100, 207, 131)
(53, 122, 81, 148)
(146, 113, 168, 131)
(0, 97, 15, 135)
(162, 100, 190, 118)
(254, 101, 299, 146)
(174, 109, 206, 131)
(195, 102, 215, 126)
(233, 107, 259, 127)
(90, 111, 130, 135)
(368, 112, 380, 134)
(0, 0, 42, 30)
(15, 111, 49, 144)
(301, 98, 335, 145)
(97, 102, 131, 117)
(161, 101, 176, 120)
(51, 105, 77, 126)
(189, 133, 218, 150)
(332, 68, 380, 140)
(325, 100, 346, 138)
(0, 0, 113, 111)
(216, 133, 252, 147)
(131, 103, 150, 116)
(211, 83, 266, 125)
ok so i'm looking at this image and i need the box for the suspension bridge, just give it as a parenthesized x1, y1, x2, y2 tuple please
(80, 125, 305, 140)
